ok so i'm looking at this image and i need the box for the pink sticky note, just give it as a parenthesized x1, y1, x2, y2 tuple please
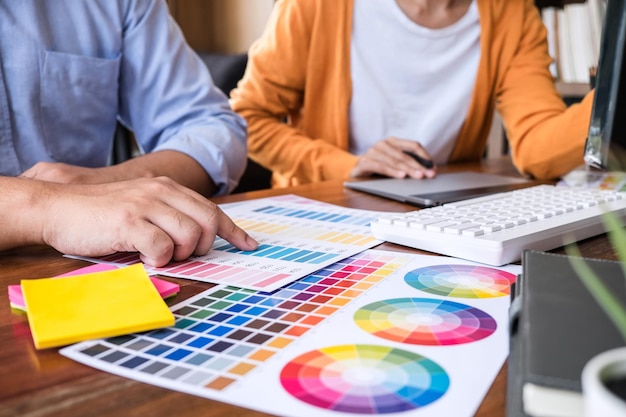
(9, 264, 179, 311)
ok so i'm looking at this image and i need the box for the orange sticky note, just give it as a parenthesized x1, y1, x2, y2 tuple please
(22, 264, 175, 349)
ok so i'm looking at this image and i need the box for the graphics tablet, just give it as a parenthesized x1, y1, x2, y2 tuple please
(344, 171, 535, 207)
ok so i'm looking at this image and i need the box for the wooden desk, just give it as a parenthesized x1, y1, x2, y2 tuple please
(0, 158, 617, 417)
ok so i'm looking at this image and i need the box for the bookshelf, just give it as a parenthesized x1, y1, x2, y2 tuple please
(556, 81, 592, 98)
(536, 0, 600, 96)
(535, 0, 586, 7)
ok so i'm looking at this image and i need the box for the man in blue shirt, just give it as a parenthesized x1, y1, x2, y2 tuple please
(0, 1, 258, 266)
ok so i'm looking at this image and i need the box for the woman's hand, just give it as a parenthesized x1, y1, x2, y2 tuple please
(350, 137, 437, 179)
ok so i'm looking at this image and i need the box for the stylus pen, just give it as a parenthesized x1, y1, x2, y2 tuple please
(403, 150, 434, 169)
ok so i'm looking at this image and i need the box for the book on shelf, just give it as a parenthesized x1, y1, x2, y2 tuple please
(566, 3, 596, 82)
(542, 6, 559, 79)
(507, 250, 626, 417)
(587, 0, 605, 63)
(540, 0, 606, 86)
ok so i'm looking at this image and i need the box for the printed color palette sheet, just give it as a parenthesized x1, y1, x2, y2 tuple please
(62, 250, 520, 417)
(74, 195, 383, 291)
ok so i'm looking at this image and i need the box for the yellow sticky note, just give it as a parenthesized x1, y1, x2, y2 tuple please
(22, 263, 175, 349)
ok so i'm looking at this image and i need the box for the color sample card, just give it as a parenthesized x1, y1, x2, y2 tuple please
(72, 195, 386, 292)
(560, 168, 626, 190)
(24, 264, 175, 349)
(62, 250, 520, 417)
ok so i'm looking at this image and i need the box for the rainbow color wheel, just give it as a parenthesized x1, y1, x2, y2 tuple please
(354, 298, 496, 345)
(405, 264, 515, 298)
(280, 344, 449, 414)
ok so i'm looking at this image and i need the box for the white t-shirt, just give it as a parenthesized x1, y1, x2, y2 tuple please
(349, 0, 480, 164)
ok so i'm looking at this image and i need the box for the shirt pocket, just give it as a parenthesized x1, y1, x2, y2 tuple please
(39, 50, 120, 166)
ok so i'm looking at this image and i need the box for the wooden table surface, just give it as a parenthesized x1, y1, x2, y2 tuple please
(0, 158, 617, 417)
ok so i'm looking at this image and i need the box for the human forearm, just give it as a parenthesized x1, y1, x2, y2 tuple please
(20, 151, 217, 198)
(507, 93, 595, 180)
(114, 151, 216, 197)
(0, 177, 52, 250)
(241, 109, 358, 186)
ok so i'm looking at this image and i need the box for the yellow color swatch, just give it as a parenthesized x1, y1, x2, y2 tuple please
(22, 263, 174, 349)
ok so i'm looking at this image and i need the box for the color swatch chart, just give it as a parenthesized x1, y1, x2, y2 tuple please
(73, 195, 385, 292)
(62, 250, 520, 417)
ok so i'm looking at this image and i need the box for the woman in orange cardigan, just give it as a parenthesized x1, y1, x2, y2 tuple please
(231, 0, 594, 188)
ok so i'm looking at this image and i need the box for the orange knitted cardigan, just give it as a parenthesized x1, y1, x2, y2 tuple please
(231, 0, 594, 187)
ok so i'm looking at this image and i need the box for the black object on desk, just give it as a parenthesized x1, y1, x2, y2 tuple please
(402, 150, 434, 169)
(507, 250, 626, 417)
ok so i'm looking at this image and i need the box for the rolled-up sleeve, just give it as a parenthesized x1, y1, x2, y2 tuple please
(118, 0, 247, 195)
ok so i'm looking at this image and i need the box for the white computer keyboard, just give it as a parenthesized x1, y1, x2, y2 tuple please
(371, 185, 626, 266)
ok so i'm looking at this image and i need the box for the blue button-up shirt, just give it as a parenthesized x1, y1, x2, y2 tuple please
(0, 0, 247, 195)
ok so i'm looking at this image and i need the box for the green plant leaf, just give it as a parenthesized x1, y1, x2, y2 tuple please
(603, 210, 626, 279)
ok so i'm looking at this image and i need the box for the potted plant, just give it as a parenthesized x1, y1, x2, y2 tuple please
(567, 211, 626, 417)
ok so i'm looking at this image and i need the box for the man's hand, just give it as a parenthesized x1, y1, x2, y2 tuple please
(4, 176, 257, 267)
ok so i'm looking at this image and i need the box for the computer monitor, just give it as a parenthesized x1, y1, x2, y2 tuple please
(583, 0, 626, 171)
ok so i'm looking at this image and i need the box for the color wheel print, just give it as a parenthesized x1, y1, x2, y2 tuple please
(354, 298, 496, 345)
(405, 264, 515, 298)
(280, 344, 449, 414)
